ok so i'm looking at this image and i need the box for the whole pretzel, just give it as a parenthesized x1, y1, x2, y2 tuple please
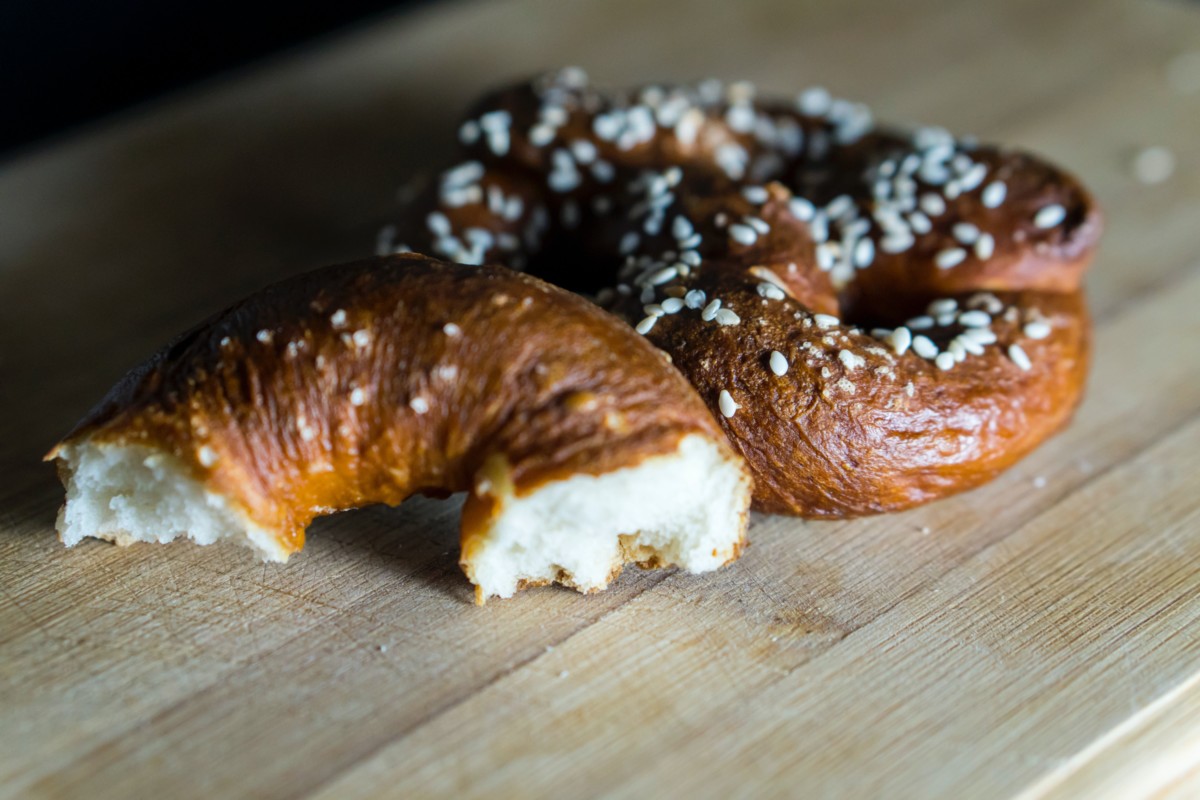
(382, 68, 1100, 516)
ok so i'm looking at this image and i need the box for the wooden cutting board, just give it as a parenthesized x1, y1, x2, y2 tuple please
(3, 0, 1199, 796)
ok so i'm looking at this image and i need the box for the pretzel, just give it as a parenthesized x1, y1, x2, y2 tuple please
(48, 257, 752, 600)
(382, 69, 1100, 515)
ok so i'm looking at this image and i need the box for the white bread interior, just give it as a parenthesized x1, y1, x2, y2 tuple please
(462, 433, 750, 600)
(53, 440, 291, 562)
(53, 432, 750, 600)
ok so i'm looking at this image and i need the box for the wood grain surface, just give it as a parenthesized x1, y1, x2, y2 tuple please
(2, 0, 1199, 797)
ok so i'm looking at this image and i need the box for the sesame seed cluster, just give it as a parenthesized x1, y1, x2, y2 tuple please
(378, 68, 1100, 515)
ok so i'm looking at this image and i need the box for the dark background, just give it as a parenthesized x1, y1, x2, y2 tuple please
(1, 0, 420, 157)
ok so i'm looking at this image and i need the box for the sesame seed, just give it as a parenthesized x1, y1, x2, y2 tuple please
(718, 390, 739, 418)
(672, 215, 694, 240)
(570, 139, 597, 164)
(459, 120, 481, 144)
(592, 113, 620, 142)
(908, 212, 932, 234)
(742, 185, 769, 203)
(530, 124, 555, 147)
(966, 292, 1004, 314)
(410, 397, 431, 414)
(256, 329, 273, 344)
(488, 134, 511, 158)
(715, 308, 741, 326)
(958, 310, 992, 328)
(1034, 204, 1067, 229)
(619, 232, 640, 254)
(701, 299, 722, 321)
(813, 313, 839, 329)
(350, 387, 367, 406)
(920, 193, 947, 216)
(744, 215, 770, 235)
(958, 163, 988, 192)
(890, 326, 912, 356)
(1024, 321, 1052, 339)
(920, 159, 950, 186)
(1008, 343, 1032, 371)
(729, 223, 758, 245)
(981, 181, 1007, 208)
(844, 217, 870, 238)
(427, 212, 452, 237)
(962, 327, 997, 345)
(198, 446, 218, 468)
(825, 195, 854, 219)
(548, 167, 581, 193)
(674, 108, 703, 146)
(798, 86, 832, 116)
(853, 237, 875, 268)
(635, 316, 658, 334)
(958, 336, 985, 356)
(727, 103, 757, 133)
(881, 232, 915, 253)
(974, 233, 995, 260)
(591, 160, 615, 183)
(646, 266, 678, 286)
(351, 329, 371, 348)
(441, 160, 485, 190)
(479, 109, 510, 131)
(684, 289, 707, 309)
(643, 304, 665, 317)
(219, 336, 232, 347)
(443, 322, 462, 337)
(928, 298, 958, 315)
(715, 142, 748, 179)
(809, 212, 829, 242)
(838, 349, 865, 370)
(953, 222, 980, 244)
(935, 248, 968, 269)
(661, 297, 685, 313)
(948, 339, 967, 362)
(769, 350, 789, 376)
(788, 197, 816, 221)
(816, 242, 838, 271)
(907, 315, 934, 330)
(757, 282, 786, 300)
(935, 352, 956, 370)
(912, 335, 939, 359)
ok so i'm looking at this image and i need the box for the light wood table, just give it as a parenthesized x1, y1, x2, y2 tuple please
(3, 0, 1199, 796)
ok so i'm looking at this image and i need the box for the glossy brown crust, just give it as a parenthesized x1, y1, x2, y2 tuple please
(49, 255, 740, 552)
(384, 71, 1102, 516)
(639, 279, 1090, 515)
